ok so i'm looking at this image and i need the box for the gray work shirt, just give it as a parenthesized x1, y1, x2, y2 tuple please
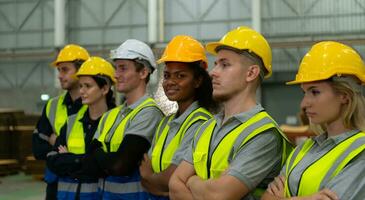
(149, 102, 209, 166)
(281, 130, 365, 200)
(185, 104, 283, 200)
(94, 95, 164, 144)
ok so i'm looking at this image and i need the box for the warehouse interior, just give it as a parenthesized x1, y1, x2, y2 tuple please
(1, 0, 365, 199)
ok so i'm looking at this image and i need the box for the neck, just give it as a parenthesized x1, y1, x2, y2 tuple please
(223, 88, 256, 122)
(125, 85, 146, 105)
(68, 86, 80, 102)
(177, 99, 194, 116)
(325, 118, 350, 137)
(88, 99, 108, 120)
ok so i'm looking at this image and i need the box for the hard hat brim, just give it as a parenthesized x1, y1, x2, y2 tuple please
(206, 42, 223, 55)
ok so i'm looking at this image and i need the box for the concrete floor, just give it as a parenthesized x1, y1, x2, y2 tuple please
(0, 173, 46, 200)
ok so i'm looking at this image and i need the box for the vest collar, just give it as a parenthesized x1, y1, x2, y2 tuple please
(63, 91, 83, 107)
(314, 129, 361, 146)
(170, 101, 200, 125)
(215, 104, 264, 127)
(122, 94, 150, 110)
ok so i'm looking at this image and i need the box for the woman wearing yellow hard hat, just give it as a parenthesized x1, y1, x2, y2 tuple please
(262, 41, 365, 200)
(139, 35, 217, 199)
(46, 56, 116, 200)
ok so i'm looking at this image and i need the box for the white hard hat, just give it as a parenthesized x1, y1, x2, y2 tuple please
(110, 39, 156, 71)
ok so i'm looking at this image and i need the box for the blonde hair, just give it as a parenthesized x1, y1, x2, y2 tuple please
(310, 77, 365, 134)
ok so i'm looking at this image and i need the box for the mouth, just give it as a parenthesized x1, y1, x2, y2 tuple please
(306, 112, 316, 118)
(165, 88, 179, 95)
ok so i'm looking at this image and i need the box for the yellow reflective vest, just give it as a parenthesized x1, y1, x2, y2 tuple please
(97, 98, 159, 152)
(46, 93, 68, 136)
(65, 106, 89, 154)
(151, 107, 212, 173)
(193, 111, 292, 197)
(284, 132, 365, 197)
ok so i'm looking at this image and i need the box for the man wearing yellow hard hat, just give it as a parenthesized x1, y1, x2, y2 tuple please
(170, 26, 292, 200)
(32, 44, 90, 199)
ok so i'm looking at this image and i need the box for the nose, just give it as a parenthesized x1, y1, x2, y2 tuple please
(209, 65, 219, 78)
(300, 95, 310, 111)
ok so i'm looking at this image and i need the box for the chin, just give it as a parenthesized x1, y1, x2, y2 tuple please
(212, 93, 227, 102)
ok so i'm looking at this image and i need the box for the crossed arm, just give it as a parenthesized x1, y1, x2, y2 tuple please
(169, 160, 250, 200)
(261, 176, 339, 200)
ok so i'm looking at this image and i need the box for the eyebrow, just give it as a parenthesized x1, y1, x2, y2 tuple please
(302, 85, 318, 91)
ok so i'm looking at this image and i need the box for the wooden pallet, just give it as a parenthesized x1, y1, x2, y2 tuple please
(0, 159, 20, 176)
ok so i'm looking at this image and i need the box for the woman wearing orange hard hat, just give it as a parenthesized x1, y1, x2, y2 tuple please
(46, 57, 116, 200)
(262, 41, 365, 200)
(139, 35, 217, 199)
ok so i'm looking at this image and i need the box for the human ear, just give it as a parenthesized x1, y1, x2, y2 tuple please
(246, 65, 260, 82)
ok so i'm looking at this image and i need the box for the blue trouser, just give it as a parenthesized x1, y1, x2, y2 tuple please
(58, 177, 99, 200)
(99, 170, 149, 200)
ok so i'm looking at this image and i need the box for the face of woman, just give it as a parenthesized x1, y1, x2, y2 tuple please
(300, 81, 347, 126)
(79, 76, 108, 106)
(162, 62, 200, 104)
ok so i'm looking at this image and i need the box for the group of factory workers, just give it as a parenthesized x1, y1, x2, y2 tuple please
(32, 26, 365, 200)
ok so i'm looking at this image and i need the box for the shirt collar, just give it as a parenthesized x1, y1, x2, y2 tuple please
(63, 92, 82, 107)
(314, 129, 361, 145)
(214, 104, 264, 126)
(123, 94, 150, 110)
(79, 108, 101, 124)
(170, 101, 200, 125)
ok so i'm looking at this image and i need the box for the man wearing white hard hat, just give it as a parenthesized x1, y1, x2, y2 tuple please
(76, 39, 164, 200)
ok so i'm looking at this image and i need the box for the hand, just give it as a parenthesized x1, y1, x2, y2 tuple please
(48, 133, 57, 146)
(139, 154, 153, 179)
(268, 175, 285, 198)
(298, 189, 338, 200)
(58, 145, 68, 153)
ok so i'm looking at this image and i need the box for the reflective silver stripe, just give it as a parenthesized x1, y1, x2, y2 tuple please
(93, 112, 110, 139)
(319, 136, 365, 188)
(232, 115, 275, 155)
(47, 151, 58, 157)
(48, 96, 60, 130)
(38, 133, 50, 142)
(58, 181, 78, 193)
(103, 181, 145, 194)
(106, 110, 126, 143)
(65, 114, 78, 142)
(58, 181, 98, 193)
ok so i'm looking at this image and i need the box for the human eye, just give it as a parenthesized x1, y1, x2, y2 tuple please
(310, 89, 320, 96)
(177, 73, 186, 79)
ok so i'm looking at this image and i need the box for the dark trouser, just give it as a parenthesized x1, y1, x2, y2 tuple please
(46, 182, 58, 200)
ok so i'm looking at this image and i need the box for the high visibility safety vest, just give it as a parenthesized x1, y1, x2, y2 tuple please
(46, 93, 67, 136)
(193, 111, 292, 197)
(284, 132, 365, 197)
(97, 97, 159, 152)
(58, 106, 101, 200)
(151, 107, 212, 173)
(65, 106, 89, 154)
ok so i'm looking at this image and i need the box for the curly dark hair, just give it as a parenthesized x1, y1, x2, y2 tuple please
(188, 61, 219, 113)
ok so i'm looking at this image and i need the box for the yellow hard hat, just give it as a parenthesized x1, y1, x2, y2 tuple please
(206, 26, 272, 78)
(287, 41, 365, 85)
(76, 57, 116, 84)
(157, 35, 208, 69)
(52, 44, 90, 66)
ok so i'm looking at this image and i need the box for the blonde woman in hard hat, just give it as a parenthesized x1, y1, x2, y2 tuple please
(32, 44, 90, 200)
(262, 41, 365, 200)
(46, 57, 116, 200)
(170, 27, 293, 200)
(139, 35, 218, 199)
